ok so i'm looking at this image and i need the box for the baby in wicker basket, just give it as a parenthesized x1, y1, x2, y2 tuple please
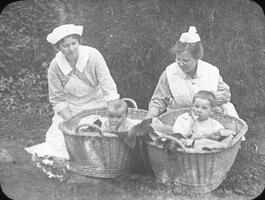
(79, 99, 139, 133)
(100, 99, 143, 148)
(78, 99, 141, 148)
(172, 90, 236, 150)
(101, 99, 139, 132)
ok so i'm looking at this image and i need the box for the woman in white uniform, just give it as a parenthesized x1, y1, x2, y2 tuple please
(145, 26, 239, 119)
(25, 24, 119, 159)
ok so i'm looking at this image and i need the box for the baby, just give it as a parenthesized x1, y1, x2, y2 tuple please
(101, 99, 138, 133)
(78, 99, 140, 147)
(173, 90, 235, 149)
(100, 99, 143, 148)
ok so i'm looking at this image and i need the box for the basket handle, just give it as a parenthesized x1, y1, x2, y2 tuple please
(121, 98, 138, 109)
(156, 134, 187, 152)
(75, 123, 102, 135)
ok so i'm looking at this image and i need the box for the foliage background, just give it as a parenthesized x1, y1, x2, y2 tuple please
(0, 0, 265, 120)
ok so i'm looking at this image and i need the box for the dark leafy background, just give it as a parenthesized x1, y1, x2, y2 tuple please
(0, 0, 265, 120)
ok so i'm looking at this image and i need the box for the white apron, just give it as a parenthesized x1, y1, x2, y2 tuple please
(24, 70, 107, 159)
(166, 60, 239, 118)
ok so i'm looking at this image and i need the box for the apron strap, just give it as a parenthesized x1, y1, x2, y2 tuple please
(66, 68, 95, 88)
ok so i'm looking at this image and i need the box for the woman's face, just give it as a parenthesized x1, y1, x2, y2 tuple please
(175, 50, 197, 74)
(59, 35, 79, 59)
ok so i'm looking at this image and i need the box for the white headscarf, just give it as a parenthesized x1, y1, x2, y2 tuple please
(179, 26, 201, 43)
(47, 24, 83, 44)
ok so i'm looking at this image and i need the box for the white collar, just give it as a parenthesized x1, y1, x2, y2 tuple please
(173, 59, 204, 79)
(196, 60, 205, 77)
(55, 45, 89, 76)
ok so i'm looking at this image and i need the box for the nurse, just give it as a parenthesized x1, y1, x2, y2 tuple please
(145, 26, 239, 119)
(25, 24, 119, 159)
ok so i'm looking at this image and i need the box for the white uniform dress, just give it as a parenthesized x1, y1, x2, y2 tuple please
(166, 60, 238, 117)
(148, 60, 239, 118)
(24, 45, 119, 159)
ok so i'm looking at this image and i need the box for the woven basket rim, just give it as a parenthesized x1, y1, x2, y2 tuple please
(59, 107, 148, 136)
(148, 107, 248, 154)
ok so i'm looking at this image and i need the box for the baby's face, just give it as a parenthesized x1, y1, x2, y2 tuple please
(108, 109, 127, 129)
(192, 98, 212, 121)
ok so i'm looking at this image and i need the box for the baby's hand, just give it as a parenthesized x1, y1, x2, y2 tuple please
(219, 129, 236, 137)
(205, 131, 222, 140)
(181, 138, 194, 147)
(190, 109, 198, 121)
(206, 133, 221, 140)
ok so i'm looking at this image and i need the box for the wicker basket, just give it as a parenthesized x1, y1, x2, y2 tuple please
(59, 98, 148, 178)
(146, 108, 248, 194)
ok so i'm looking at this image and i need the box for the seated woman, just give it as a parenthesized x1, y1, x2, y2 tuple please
(173, 90, 235, 150)
(145, 26, 239, 119)
(24, 24, 119, 160)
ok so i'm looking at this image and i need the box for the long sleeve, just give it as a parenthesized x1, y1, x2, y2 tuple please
(94, 49, 120, 102)
(47, 60, 68, 114)
(215, 76, 231, 105)
(147, 71, 172, 117)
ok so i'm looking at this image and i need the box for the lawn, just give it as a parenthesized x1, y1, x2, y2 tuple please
(0, 111, 264, 200)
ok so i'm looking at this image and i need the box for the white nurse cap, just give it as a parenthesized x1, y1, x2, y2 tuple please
(179, 26, 201, 43)
(47, 24, 83, 44)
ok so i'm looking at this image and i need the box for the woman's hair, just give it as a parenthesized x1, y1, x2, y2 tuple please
(55, 34, 81, 49)
(107, 99, 128, 115)
(192, 90, 217, 107)
(171, 40, 204, 60)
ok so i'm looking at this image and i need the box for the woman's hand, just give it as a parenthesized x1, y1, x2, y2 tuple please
(58, 107, 72, 121)
(212, 105, 225, 114)
(144, 113, 155, 120)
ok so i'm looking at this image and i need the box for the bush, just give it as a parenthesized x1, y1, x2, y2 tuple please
(0, 62, 53, 118)
(0, 0, 265, 120)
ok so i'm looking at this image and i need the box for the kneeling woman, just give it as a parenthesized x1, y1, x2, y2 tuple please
(25, 24, 119, 159)
(146, 26, 239, 119)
